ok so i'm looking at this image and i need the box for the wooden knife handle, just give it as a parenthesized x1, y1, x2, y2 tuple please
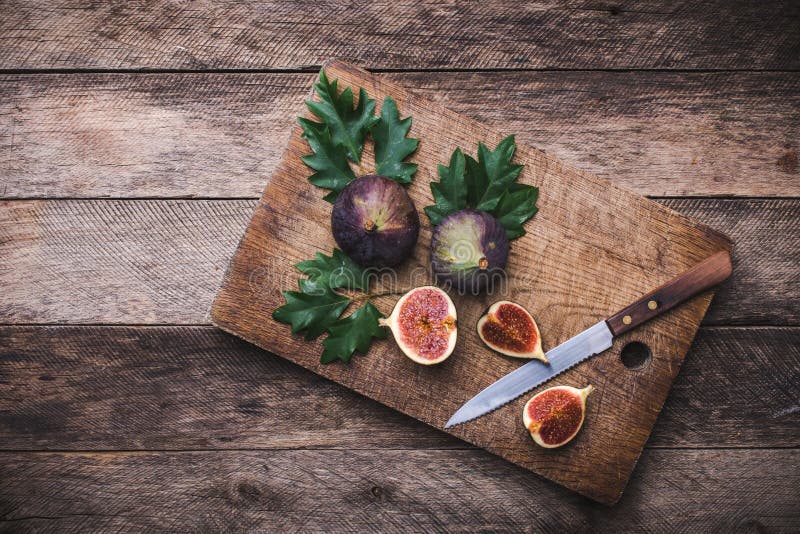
(606, 251, 732, 337)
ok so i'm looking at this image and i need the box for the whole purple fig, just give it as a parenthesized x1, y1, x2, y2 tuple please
(331, 175, 420, 267)
(430, 209, 509, 294)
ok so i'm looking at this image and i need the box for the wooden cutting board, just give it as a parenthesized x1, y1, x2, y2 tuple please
(211, 60, 732, 505)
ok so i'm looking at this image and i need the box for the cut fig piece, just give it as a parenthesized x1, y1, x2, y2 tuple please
(523, 385, 593, 448)
(331, 175, 420, 268)
(477, 301, 546, 362)
(379, 286, 457, 365)
(430, 209, 509, 294)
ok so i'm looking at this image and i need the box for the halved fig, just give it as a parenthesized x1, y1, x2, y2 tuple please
(379, 286, 457, 365)
(523, 385, 593, 448)
(477, 301, 547, 362)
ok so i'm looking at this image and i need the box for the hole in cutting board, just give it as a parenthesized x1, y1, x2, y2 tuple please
(620, 341, 651, 369)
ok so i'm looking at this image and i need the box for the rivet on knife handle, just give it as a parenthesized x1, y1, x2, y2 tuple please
(606, 250, 732, 337)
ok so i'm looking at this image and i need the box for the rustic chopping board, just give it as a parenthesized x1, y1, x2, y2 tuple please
(211, 60, 732, 505)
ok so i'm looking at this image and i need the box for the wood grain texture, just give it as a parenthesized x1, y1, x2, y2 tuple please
(0, 326, 797, 450)
(0, 449, 797, 531)
(0, 199, 250, 324)
(211, 61, 732, 504)
(2, 71, 798, 198)
(652, 326, 800, 448)
(1, 198, 796, 326)
(1, 1, 798, 71)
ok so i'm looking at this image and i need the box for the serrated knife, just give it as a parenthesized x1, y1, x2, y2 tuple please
(445, 251, 732, 429)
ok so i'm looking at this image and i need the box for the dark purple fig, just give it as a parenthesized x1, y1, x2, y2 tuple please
(430, 209, 509, 294)
(331, 175, 420, 267)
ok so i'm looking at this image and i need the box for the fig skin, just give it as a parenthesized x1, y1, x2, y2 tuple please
(332, 175, 420, 267)
(430, 209, 509, 294)
(379, 286, 457, 365)
(477, 301, 547, 362)
(522, 385, 593, 448)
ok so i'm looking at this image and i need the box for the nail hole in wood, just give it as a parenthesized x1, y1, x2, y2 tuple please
(621, 341, 651, 369)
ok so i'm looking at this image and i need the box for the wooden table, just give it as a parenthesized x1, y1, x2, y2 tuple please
(1, 2, 798, 531)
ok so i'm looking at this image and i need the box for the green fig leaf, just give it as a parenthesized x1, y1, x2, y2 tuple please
(423, 148, 468, 226)
(272, 279, 350, 341)
(274, 249, 385, 364)
(426, 135, 537, 240)
(320, 302, 387, 364)
(306, 70, 379, 163)
(299, 118, 357, 202)
(295, 248, 368, 291)
(473, 135, 524, 212)
(371, 96, 419, 183)
(493, 183, 539, 240)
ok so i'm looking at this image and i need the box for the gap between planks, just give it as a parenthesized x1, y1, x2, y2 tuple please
(3, 196, 800, 202)
(2, 322, 797, 329)
(3, 68, 800, 75)
(0, 446, 797, 455)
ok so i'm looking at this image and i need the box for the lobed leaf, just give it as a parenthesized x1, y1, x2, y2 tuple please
(272, 279, 350, 341)
(320, 302, 387, 364)
(306, 70, 379, 163)
(425, 135, 537, 240)
(423, 148, 468, 226)
(371, 96, 419, 183)
(299, 118, 357, 202)
(473, 135, 524, 212)
(295, 248, 368, 291)
(492, 183, 539, 240)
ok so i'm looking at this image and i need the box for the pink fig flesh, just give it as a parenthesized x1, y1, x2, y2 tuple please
(522, 385, 593, 448)
(477, 301, 547, 362)
(379, 286, 457, 365)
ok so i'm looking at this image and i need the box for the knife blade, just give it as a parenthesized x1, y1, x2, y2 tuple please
(444, 320, 612, 428)
(444, 250, 733, 429)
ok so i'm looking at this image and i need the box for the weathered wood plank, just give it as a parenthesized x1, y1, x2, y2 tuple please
(1, 72, 798, 198)
(0, 199, 795, 325)
(1, 1, 798, 71)
(0, 326, 797, 450)
(670, 199, 799, 326)
(402, 71, 800, 199)
(0, 73, 309, 199)
(652, 327, 800, 447)
(0, 326, 459, 451)
(0, 449, 796, 531)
